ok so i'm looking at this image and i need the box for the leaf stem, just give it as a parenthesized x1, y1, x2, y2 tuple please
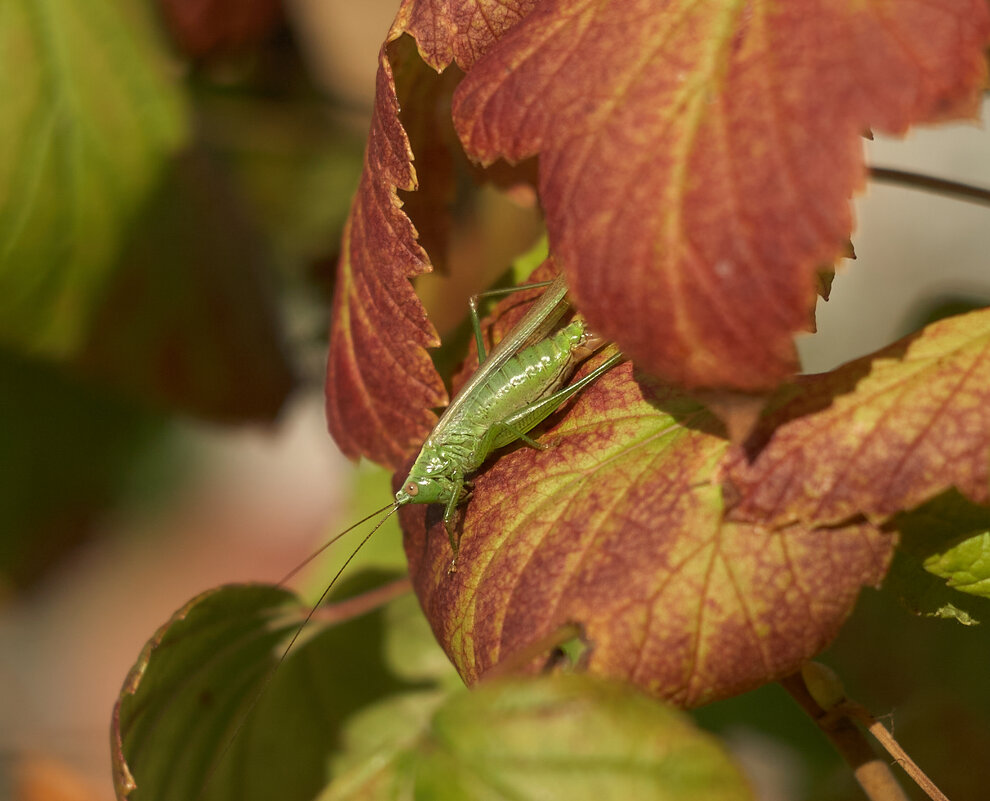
(870, 166, 990, 208)
(840, 701, 949, 801)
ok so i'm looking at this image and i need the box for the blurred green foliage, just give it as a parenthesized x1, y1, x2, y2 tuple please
(0, 0, 188, 357)
(0, 0, 363, 588)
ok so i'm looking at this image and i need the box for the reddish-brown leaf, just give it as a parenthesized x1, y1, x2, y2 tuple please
(324, 2, 548, 468)
(79, 149, 295, 423)
(724, 308, 990, 528)
(158, 0, 282, 58)
(402, 353, 894, 706)
(325, 41, 450, 469)
(452, 0, 990, 390)
(391, 0, 539, 71)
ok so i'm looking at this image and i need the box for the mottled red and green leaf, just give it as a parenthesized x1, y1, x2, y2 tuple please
(403, 349, 893, 706)
(725, 308, 990, 528)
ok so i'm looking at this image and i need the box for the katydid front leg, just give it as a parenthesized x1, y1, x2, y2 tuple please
(443, 473, 466, 559)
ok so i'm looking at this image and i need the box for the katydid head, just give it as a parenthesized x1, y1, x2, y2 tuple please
(395, 475, 447, 506)
(396, 449, 456, 507)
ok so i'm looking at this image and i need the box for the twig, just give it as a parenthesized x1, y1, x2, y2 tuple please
(781, 672, 911, 801)
(782, 664, 951, 801)
(870, 166, 990, 208)
(841, 701, 949, 801)
(310, 575, 412, 624)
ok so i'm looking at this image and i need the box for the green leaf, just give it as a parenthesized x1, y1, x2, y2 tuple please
(321, 674, 754, 801)
(884, 491, 990, 623)
(0, 0, 188, 358)
(923, 532, 990, 598)
(113, 582, 445, 801)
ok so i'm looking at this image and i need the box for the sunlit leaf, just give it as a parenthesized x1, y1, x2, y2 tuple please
(924, 533, 990, 598)
(882, 491, 990, 624)
(327, 1, 990, 469)
(391, 0, 538, 71)
(401, 289, 893, 704)
(452, 0, 990, 389)
(324, 39, 450, 470)
(724, 309, 990, 528)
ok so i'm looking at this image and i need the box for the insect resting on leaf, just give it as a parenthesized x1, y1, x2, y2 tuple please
(393, 273, 624, 559)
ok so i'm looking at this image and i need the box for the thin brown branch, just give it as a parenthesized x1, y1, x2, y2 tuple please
(310, 575, 413, 624)
(842, 701, 950, 801)
(781, 673, 911, 801)
(870, 166, 990, 208)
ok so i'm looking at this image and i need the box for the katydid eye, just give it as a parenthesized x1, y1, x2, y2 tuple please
(405, 483, 418, 496)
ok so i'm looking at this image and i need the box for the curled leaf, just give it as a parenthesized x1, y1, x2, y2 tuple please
(724, 308, 990, 528)
(391, 0, 538, 71)
(325, 41, 449, 469)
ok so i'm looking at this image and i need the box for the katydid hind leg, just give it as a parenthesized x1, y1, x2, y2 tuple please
(479, 419, 548, 454)
(497, 351, 624, 444)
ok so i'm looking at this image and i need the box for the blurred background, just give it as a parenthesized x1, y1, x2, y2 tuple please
(0, 1, 987, 799)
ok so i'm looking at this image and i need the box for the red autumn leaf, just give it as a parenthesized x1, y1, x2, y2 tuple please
(78, 150, 295, 424)
(325, 40, 450, 470)
(397, 274, 893, 705)
(724, 308, 990, 529)
(401, 351, 894, 706)
(324, 0, 543, 468)
(158, 0, 283, 58)
(326, 1, 987, 462)
(391, 0, 539, 71)
(452, 0, 990, 390)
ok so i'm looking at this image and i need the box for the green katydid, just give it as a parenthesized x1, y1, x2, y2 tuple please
(393, 273, 623, 556)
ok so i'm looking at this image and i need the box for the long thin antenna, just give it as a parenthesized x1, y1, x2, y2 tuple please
(278, 500, 396, 586)
(269, 503, 401, 672)
(200, 501, 401, 798)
